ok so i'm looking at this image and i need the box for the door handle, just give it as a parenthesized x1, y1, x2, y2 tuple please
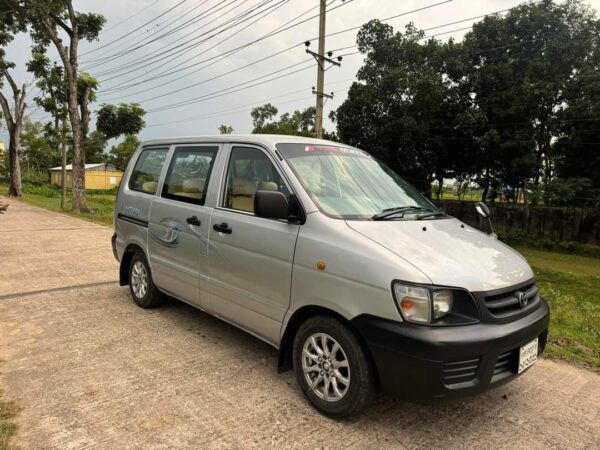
(213, 222, 232, 234)
(186, 215, 201, 226)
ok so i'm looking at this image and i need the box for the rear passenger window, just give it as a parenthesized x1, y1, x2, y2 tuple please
(129, 148, 168, 194)
(162, 146, 219, 205)
(224, 146, 289, 213)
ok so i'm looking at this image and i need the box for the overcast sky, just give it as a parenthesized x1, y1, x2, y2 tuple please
(2, 0, 600, 146)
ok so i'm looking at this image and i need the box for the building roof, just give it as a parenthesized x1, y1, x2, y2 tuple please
(49, 163, 110, 171)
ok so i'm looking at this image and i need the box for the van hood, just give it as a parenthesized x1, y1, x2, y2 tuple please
(346, 217, 533, 292)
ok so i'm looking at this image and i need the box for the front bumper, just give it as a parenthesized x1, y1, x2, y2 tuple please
(351, 298, 550, 401)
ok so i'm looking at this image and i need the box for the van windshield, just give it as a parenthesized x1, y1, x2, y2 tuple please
(276, 143, 437, 220)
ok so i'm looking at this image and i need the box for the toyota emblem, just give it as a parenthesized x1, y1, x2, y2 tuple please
(517, 291, 529, 307)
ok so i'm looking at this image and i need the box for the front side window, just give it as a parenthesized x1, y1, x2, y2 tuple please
(129, 147, 168, 194)
(276, 143, 436, 219)
(223, 146, 289, 213)
(162, 146, 219, 205)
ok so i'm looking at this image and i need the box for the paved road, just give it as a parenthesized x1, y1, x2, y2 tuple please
(0, 198, 599, 449)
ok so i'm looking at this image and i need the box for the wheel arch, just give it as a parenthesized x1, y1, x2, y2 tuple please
(277, 305, 377, 383)
(119, 243, 147, 286)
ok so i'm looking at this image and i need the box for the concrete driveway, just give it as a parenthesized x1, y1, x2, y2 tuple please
(0, 198, 599, 449)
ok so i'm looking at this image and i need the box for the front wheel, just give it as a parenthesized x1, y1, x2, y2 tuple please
(292, 315, 377, 417)
(128, 251, 164, 308)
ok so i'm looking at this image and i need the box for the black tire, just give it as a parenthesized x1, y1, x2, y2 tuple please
(128, 250, 164, 308)
(292, 315, 377, 418)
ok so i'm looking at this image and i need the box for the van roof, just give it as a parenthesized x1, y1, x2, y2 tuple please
(140, 134, 345, 148)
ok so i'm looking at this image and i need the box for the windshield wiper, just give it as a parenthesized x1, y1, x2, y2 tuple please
(372, 206, 430, 220)
(416, 211, 447, 220)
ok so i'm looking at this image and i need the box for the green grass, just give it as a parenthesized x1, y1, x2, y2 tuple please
(0, 389, 19, 450)
(514, 246, 600, 370)
(0, 182, 116, 227)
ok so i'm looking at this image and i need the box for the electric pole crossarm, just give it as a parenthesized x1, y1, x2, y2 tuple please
(305, 48, 342, 69)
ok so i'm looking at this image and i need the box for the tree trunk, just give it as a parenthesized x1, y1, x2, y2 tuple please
(60, 119, 67, 210)
(67, 70, 89, 212)
(481, 167, 490, 202)
(7, 128, 22, 196)
(0, 74, 26, 197)
(522, 181, 530, 220)
(436, 177, 443, 200)
(40, 8, 90, 212)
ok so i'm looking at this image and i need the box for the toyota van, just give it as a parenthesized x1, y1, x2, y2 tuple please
(112, 135, 549, 417)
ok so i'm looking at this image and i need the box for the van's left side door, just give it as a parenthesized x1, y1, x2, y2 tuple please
(208, 145, 301, 346)
(148, 144, 221, 311)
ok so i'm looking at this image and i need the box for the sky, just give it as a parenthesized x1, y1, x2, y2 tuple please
(2, 0, 600, 147)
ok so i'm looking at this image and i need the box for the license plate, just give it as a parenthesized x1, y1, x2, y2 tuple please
(518, 338, 539, 374)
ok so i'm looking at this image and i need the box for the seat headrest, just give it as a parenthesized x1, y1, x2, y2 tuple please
(257, 181, 278, 191)
(142, 181, 158, 193)
(183, 178, 204, 193)
(232, 179, 256, 196)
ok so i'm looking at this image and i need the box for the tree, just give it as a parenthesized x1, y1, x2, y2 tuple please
(0, 12, 26, 196)
(107, 134, 140, 170)
(461, 0, 599, 200)
(20, 118, 58, 172)
(0, 65, 26, 196)
(84, 130, 106, 163)
(218, 124, 233, 134)
(27, 51, 70, 207)
(334, 21, 479, 196)
(251, 103, 317, 136)
(553, 15, 600, 201)
(95, 103, 145, 140)
(1, 0, 106, 211)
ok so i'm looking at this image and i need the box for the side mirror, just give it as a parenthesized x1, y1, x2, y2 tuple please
(474, 202, 495, 236)
(254, 190, 290, 220)
(475, 202, 491, 218)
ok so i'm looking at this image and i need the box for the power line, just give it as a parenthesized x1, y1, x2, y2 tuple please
(100, 0, 162, 33)
(93, 0, 283, 79)
(82, 0, 215, 67)
(96, 0, 345, 88)
(147, 59, 316, 113)
(97, 0, 452, 98)
(145, 78, 354, 127)
(88, 0, 254, 74)
(97, 0, 325, 96)
(80, 0, 190, 56)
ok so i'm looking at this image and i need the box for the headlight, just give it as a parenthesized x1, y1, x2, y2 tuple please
(393, 284, 431, 323)
(393, 283, 454, 324)
(433, 290, 453, 319)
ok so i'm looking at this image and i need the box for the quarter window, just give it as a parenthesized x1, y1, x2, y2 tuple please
(129, 148, 168, 194)
(162, 146, 219, 205)
(224, 146, 289, 213)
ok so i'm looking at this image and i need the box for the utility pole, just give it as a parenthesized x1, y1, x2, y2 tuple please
(315, 0, 327, 139)
(305, 0, 342, 139)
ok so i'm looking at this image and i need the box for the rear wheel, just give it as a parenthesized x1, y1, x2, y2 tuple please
(292, 315, 377, 417)
(128, 251, 164, 308)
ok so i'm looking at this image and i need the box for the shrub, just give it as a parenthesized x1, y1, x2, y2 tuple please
(500, 231, 600, 259)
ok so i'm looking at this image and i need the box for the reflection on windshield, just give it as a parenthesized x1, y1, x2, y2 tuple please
(276, 143, 436, 219)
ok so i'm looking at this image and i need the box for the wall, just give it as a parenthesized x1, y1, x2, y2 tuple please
(50, 171, 123, 190)
(85, 171, 123, 190)
(435, 200, 600, 245)
(50, 171, 72, 188)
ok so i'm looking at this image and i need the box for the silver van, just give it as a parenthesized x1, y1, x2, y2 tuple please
(112, 135, 549, 417)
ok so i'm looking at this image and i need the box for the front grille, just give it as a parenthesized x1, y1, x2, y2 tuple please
(442, 357, 480, 386)
(484, 283, 539, 318)
(492, 349, 518, 382)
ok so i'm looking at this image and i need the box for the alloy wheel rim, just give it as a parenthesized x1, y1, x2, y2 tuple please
(131, 261, 148, 299)
(302, 332, 350, 402)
